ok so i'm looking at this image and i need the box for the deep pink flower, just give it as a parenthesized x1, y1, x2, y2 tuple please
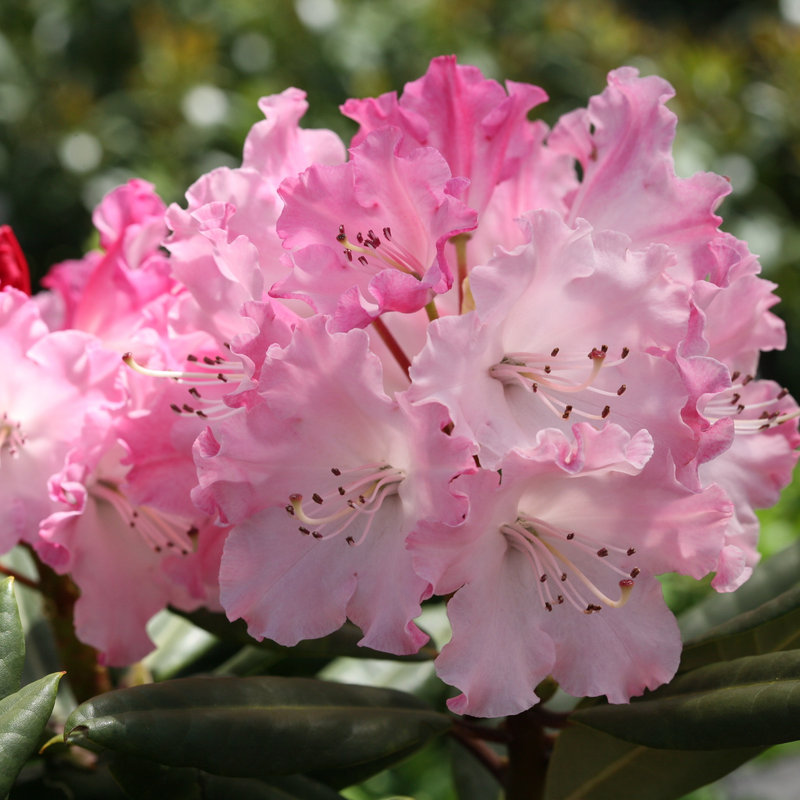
(341, 55, 547, 215)
(272, 126, 477, 328)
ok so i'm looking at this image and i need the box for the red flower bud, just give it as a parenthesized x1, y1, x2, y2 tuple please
(0, 225, 31, 296)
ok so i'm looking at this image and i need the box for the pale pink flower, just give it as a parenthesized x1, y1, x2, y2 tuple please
(193, 316, 475, 655)
(409, 428, 732, 717)
(0, 288, 124, 549)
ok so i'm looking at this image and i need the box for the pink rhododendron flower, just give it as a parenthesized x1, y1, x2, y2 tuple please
(273, 126, 477, 329)
(409, 429, 731, 717)
(0, 288, 124, 549)
(193, 316, 475, 654)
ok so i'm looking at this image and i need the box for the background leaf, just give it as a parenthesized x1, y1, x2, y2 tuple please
(0, 577, 25, 701)
(64, 676, 451, 779)
(680, 583, 800, 673)
(571, 650, 800, 750)
(448, 739, 502, 800)
(544, 724, 763, 800)
(172, 609, 436, 662)
(0, 672, 63, 798)
(109, 753, 346, 800)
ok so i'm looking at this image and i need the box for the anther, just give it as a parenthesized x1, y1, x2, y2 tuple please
(545, 602, 553, 612)
(183, 404, 194, 413)
(742, 375, 753, 385)
(299, 527, 310, 535)
(602, 406, 610, 418)
(332, 468, 341, 476)
(630, 567, 640, 578)
(338, 487, 346, 496)
(187, 354, 198, 362)
(170, 404, 182, 414)
(312, 531, 323, 539)
(601, 344, 608, 353)
(730, 393, 741, 405)
(312, 493, 324, 505)
(383, 227, 392, 240)
(760, 411, 770, 420)
(544, 365, 551, 373)
(196, 410, 208, 419)
(627, 548, 636, 556)
(778, 388, 789, 399)
(566, 533, 575, 540)
(346, 536, 355, 545)
(286, 505, 295, 515)
(621, 347, 630, 359)
(203, 356, 215, 365)
(731, 370, 740, 381)
(344, 249, 353, 261)
(540, 574, 547, 582)
(597, 548, 609, 557)
(358, 256, 368, 266)
(557, 595, 564, 604)
(617, 385, 627, 396)
(561, 573, 567, 581)
(189, 388, 201, 398)
(737, 404, 745, 413)
(217, 373, 228, 382)
(562, 405, 573, 419)
(551, 348, 560, 357)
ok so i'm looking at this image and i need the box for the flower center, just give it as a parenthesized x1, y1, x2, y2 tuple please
(490, 345, 629, 422)
(500, 514, 639, 614)
(285, 462, 406, 546)
(123, 351, 245, 422)
(0, 412, 26, 459)
(704, 370, 798, 434)
(336, 224, 423, 280)
(91, 479, 196, 554)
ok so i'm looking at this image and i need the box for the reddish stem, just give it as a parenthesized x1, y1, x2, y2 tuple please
(450, 725, 507, 785)
(0, 565, 40, 591)
(372, 316, 411, 379)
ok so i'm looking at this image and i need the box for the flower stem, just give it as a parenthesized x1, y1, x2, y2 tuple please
(505, 707, 551, 800)
(452, 233, 471, 314)
(27, 548, 112, 703)
(450, 723, 507, 785)
(425, 300, 439, 321)
(372, 316, 411, 379)
(0, 564, 39, 591)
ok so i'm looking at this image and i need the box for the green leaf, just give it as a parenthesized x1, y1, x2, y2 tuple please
(0, 576, 25, 701)
(64, 676, 451, 778)
(572, 649, 800, 750)
(448, 738, 502, 800)
(0, 671, 63, 797)
(109, 752, 346, 799)
(544, 723, 762, 800)
(680, 583, 800, 673)
(172, 608, 436, 662)
(678, 538, 800, 642)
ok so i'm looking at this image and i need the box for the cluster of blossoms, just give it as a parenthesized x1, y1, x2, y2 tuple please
(1, 58, 797, 717)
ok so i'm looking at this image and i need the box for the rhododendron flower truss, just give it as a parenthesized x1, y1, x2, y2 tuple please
(193, 316, 475, 655)
(409, 210, 702, 470)
(409, 428, 732, 718)
(273, 126, 477, 329)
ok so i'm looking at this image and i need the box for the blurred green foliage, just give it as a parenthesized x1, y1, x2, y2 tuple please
(2, 0, 800, 398)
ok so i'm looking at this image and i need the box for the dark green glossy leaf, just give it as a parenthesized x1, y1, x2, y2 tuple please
(109, 753, 345, 800)
(64, 676, 451, 778)
(0, 576, 24, 701)
(680, 584, 800, 673)
(0, 672, 63, 797)
(678, 538, 800, 642)
(572, 650, 800, 750)
(172, 608, 436, 662)
(448, 738, 502, 800)
(544, 723, 763, 800)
